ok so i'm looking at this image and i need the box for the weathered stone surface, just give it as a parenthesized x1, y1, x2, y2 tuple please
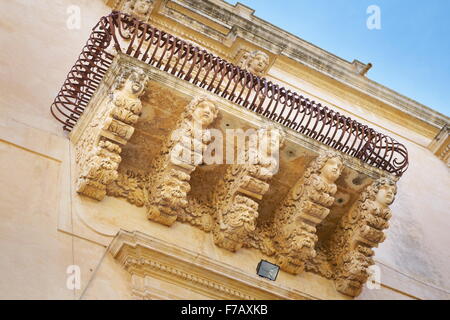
(1, 0, 449, 301)
(75, 66, 149, 200)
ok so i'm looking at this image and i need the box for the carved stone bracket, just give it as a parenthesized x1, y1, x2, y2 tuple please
(77, 141, 122, 200)
(146, 96, 219, 226)
(76, 66, 149, 200)
(328, 178, 397, 297)
(212, 166, 267, 252)
(212, 125, 285, 252)
(269, 152, 344, 274)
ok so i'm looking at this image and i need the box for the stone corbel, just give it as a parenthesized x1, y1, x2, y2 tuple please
(76, 66, 149, 200)
(212, 166, 268, 252)
(272, 152, 344, 274)
(329, 178, 397, 297)
(146, 95, 219, 226)
(212, 125, 285, 252)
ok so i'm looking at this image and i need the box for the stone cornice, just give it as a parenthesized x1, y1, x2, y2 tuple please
(163, 0, 449, 130)
(109, 230, 315, 300)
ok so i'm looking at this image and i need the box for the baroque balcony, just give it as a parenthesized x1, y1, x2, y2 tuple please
(51, 12, 407, 298)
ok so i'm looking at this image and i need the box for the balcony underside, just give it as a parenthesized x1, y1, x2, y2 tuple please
(70, 54, 397, 298)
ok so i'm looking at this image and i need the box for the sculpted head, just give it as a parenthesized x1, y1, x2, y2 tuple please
(124, 0, 153, 18)
(371, 178, 397, 207)
(258, 123, 286, 154)
(240, 50, 269, 76)
(115, 67, 149, 97)
(320, 157, 344, 183)
(133, 0, 152, 15)
(186, 96, 219, 127)
(305, 151, 344, 184)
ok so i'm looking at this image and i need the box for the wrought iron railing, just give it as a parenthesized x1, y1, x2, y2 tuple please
(51, 11, 408, 176)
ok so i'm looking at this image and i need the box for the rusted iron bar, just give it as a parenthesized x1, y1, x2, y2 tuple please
(50, 11, 408, 176)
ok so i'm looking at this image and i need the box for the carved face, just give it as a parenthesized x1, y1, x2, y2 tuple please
(259, 129, 281, 155)
(375, 185, 396, 206)
(192, 101, 216, 126)
(248, 53, 269, 74)
(320, 157, 343, 183)
(124, 77, 144, 96)
(134, 0, 151, 15)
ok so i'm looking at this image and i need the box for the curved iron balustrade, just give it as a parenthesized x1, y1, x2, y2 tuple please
(50, 11, 408, 176)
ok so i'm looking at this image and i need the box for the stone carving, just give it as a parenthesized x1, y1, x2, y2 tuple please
(212, 125, 285, 252)
(76, 66, 149, 200)
(238, 50, 270, 77)
(106, 170, 148, 207)
(182, 199, 214, 232)
(329, 178, 396, 297)
(271, 152, 344, 274)
(77, 141, 122, 200)
(110, 230, 309, 300)
(428, 125, 450, 167)
(146, 96, 219, 226)
(122, 0, 154, 22)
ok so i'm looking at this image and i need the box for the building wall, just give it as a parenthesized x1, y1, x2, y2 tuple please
(0, 0, 448, 299)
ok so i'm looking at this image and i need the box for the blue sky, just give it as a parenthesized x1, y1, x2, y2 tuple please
(229, 0, 450, 117)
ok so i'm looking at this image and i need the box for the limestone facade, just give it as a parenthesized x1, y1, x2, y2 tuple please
(0, 0, 449, 300)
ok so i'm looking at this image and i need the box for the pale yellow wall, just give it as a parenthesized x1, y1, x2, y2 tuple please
(0, 0, 111, 299)
(0, 0, 448, 300)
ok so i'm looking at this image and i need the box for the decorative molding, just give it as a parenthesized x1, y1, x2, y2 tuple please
(109, 230, 314, 300)
(428, 125, 450, 166)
